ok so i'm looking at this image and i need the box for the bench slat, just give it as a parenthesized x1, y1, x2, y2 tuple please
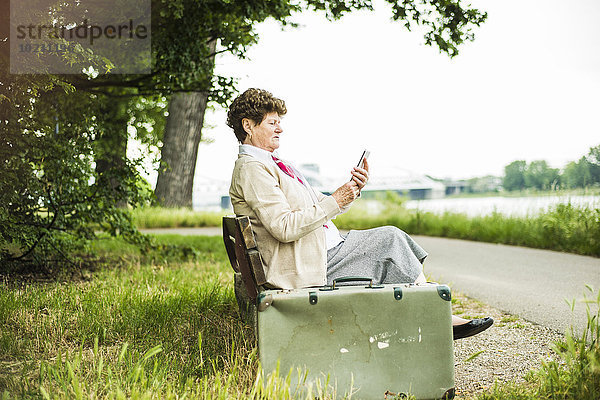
(223, 215, 268, 304)
(238, 216, 258, 249)
(222, 217, 239, 272)
(247, 249, 266, 286)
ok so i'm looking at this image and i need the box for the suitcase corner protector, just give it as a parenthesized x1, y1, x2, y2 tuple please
(437, 285, 452, 301)
(257, 293, 273, 311)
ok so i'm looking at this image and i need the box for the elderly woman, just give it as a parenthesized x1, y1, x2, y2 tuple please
(227, 88, 492, 340)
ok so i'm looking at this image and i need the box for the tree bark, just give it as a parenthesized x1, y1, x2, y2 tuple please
(154, 91, 209, 207)
(154, 40, 216, 208)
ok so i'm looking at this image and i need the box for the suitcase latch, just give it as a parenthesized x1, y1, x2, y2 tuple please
(309, 291, 318, 305)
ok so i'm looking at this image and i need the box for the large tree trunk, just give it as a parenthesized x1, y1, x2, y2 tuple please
(154, 91, 209, 207)
(154, 39, 216, 208)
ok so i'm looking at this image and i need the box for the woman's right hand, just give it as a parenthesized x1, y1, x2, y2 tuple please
(331, 182, 359, 208)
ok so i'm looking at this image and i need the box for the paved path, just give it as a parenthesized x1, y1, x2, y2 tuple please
(141, 228, 600, 335)
(141, 227, 224, 236)
(413, 235, 600, 336)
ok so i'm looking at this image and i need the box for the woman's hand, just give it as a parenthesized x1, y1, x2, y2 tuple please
(351, 157, 369, 192)
(332, 182, 360, 208)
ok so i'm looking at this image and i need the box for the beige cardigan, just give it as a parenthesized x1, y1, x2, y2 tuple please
(229, 154, 341, 289)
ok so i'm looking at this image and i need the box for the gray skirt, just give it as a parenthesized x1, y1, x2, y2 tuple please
(326, 226, 427, 285)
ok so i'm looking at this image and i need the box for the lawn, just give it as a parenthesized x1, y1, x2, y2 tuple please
(0, 235, 342, 399)
(1, 235, 598, 399)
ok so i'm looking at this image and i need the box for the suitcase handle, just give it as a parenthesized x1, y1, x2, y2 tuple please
(332, 276, 374, 290)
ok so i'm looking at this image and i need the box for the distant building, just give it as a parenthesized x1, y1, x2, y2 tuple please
(298, 164, 446, 200)
(443, 180, 468, 196)
(357, 166, 446, 200)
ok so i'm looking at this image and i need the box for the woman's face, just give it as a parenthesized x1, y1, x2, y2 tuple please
(243, 112, 282, 153)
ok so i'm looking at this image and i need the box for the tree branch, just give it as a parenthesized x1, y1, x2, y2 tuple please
(70, 70, 161, 90)
(207, 47, 237, 58)
(8, 187, 59, 261)
(86, 88, 210, 98)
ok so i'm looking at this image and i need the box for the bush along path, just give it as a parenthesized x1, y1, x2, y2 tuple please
(335, 201, 600, 258)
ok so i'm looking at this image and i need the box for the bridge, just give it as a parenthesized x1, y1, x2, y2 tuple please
(194, 164, 454, 209)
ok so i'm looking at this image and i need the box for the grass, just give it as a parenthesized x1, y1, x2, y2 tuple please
(473, 287, 600, 400)
(132, 207, 226, 229)
(499, 315, 519, 324)
(2, 235, 597, 399)
(450, 296, 486, 320)
(496, 315, 520, 328)
(334, 198, 600, 257)
(0, 235, 345, 399)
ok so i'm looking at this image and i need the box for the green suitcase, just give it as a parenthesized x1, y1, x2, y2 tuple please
(257, 279, 455, 399)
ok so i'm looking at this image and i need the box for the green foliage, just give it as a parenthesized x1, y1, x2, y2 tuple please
(129, 95, 169, 147)
(503, 144, 600, 191)
(563, 157, 594, 189)
(523, 160, 559, 190)
(0, 68, 152, 271)
(588, 145, 600, 181)
(503, 160, 527, 191)
(561, 145, 600, 189)
(384, 0, 487, 57)
(0, 3, 166, 271)
(335, 200, 600, 257)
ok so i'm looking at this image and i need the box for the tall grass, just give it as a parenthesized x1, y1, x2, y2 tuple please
(132, 207, 225, 229)
(475, 286, 600, 400)
(335, 199, 600, 257)
(0, 236, 343, 399)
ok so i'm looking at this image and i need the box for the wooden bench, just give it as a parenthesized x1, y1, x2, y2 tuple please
(222, 215, 268, 325)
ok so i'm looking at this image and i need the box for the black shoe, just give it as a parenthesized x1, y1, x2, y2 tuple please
(453, 317, 494, 340)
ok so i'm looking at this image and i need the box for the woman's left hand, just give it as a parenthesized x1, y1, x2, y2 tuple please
(351, 158, 369, 191)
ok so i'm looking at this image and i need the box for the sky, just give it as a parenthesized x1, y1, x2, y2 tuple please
(185, 0, 600, 185)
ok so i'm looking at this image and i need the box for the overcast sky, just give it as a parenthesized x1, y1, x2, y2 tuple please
(191, 0, 600, 184)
